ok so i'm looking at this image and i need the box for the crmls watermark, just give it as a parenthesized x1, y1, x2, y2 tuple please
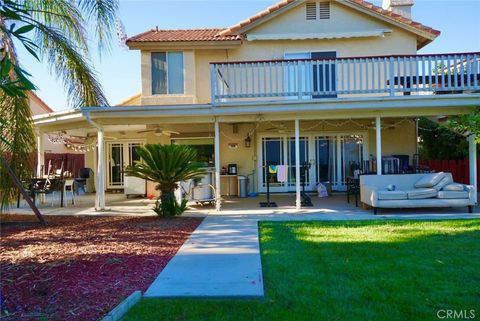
(437, 309, 476, 319)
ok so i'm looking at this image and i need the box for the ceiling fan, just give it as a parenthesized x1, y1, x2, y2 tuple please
(137, 127, 180, 137)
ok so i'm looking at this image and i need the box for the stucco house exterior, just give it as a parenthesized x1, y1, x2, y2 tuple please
(32, 0, 480, 211)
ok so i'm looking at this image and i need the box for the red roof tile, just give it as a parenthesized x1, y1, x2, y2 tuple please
(349, 0, 440, 36)
(218, 0, 296, 36)
(219, 0, 440, 38)
(127, 28, 242, 43)
(127, 0, 440, 45)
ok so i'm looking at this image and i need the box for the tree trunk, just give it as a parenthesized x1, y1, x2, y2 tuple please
(160, 188, 175, 204)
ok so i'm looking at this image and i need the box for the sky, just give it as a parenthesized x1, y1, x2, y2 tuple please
(17, 0, 480, 111)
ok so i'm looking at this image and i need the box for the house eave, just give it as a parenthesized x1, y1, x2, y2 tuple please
(33, 95, 480, 128)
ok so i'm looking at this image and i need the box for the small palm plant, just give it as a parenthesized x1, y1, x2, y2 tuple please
(124, 144, 206, 217)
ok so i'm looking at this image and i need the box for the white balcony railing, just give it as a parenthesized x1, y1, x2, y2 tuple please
(210, 52, 480, 105)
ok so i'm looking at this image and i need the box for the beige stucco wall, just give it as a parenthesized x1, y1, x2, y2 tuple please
(137, 1, 419, 105)
(140, 50, 197, 105)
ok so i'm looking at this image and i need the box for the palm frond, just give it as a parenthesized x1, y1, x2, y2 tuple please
(23, 0, 88, 55)
(34, 23, 109, 108)
(125, 144, 206, 189)
(77, 0, 119, 54)
(0, 92, 35, 212)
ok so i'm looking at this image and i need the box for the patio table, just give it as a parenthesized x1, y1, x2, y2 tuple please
(29, 178, 66, 207)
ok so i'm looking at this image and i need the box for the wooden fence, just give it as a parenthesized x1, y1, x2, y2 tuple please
(42, 153, 85, 178)
(419, 159, 479, 185)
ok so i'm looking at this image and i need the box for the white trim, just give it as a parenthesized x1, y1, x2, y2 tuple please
(247, 30, 391, 41)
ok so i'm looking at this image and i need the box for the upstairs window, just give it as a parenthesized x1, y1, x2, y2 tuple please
(305, 2, 330, 20)
(151, 51, 184, 95)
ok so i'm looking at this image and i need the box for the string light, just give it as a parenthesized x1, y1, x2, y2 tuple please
(219, 117, 416, 143)
(47, 133, 97, 152)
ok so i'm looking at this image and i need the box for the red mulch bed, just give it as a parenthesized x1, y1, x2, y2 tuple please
(0, 215, 203, 321)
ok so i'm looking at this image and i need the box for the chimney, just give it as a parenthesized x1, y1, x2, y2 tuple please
(382, 0, 413, 19)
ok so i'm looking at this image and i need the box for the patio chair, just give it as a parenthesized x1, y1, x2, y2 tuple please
(74, 168, 93, 194)
(64, 179, 75, 206)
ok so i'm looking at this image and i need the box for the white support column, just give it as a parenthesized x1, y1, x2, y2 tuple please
(95, 128, 106, 210)
(295, 119, 301, 209)
(214, 120, 221, 211)
(36, 129, 44, 177)
(469, 134, 477, 204)
(376, 116, 382, 175)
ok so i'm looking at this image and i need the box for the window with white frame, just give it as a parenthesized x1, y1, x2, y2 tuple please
(151, 51, 184, 95)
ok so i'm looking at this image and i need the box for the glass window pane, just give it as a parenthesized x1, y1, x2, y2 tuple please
(167, 52, 184, 94)
(151, 52, 167, 94)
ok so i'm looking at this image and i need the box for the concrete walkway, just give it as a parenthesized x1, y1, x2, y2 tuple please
(144, 215, 263, 297)
(144, 210, 480, 298)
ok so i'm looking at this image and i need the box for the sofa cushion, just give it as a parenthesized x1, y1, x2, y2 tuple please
(407, 188, 438, 199)
(433, 175, 453, 191)
(378, 190, 408, 200)
(437, 191, 469, 199)
(442, 183, 465, 191)
(414, 172, 446, 188)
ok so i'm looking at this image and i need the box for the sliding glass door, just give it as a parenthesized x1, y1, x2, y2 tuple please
(315, 135, 364, 191)
(258, 133, 365, 193)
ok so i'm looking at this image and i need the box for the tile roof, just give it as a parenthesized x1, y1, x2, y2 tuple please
(127, 28, 242, 43)
(218, 0, 296, 36)
(348, 0, 440, 37)
(127, 0, 440, 44)
(219, 0, 439, 38)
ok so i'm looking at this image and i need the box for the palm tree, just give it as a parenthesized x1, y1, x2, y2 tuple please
(0, 0, 119, 211)
(124, 144, 206, 217)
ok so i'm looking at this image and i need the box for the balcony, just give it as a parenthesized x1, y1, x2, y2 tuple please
(210, 52, 480, 105)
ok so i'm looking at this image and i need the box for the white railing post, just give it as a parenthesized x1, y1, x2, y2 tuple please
(96, 128, 106, 210)
(389, 57, 395, 96)
(469, 134, 477, 204)
(295, 119, 301, 209)
(376, 116, 382, 175)
(36, 129, 44, 177)
(297, 61, 302, 99)
(210, 64, 217, 106)
(214, 119, 221, 211)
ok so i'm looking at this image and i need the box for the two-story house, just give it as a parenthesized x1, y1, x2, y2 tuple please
(33, 0, 480, 211)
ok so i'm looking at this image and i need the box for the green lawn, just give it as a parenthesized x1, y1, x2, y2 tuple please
(124, 219, 480, 321)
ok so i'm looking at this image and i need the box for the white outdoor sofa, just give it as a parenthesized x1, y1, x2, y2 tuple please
(360, 172, 476, 214)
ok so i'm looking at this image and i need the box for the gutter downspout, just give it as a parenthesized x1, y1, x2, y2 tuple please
(85, 112, 106, 211)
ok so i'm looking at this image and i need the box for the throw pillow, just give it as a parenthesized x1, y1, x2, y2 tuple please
(414, 172, 446, 188)
(442, 183, 465, 191)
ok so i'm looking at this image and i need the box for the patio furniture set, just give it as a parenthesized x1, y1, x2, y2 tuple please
(360, 172, 475, 214)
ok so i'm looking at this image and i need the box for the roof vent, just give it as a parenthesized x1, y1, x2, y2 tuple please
(306, 2, 317, 20)
(319, 2, 330, 20)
